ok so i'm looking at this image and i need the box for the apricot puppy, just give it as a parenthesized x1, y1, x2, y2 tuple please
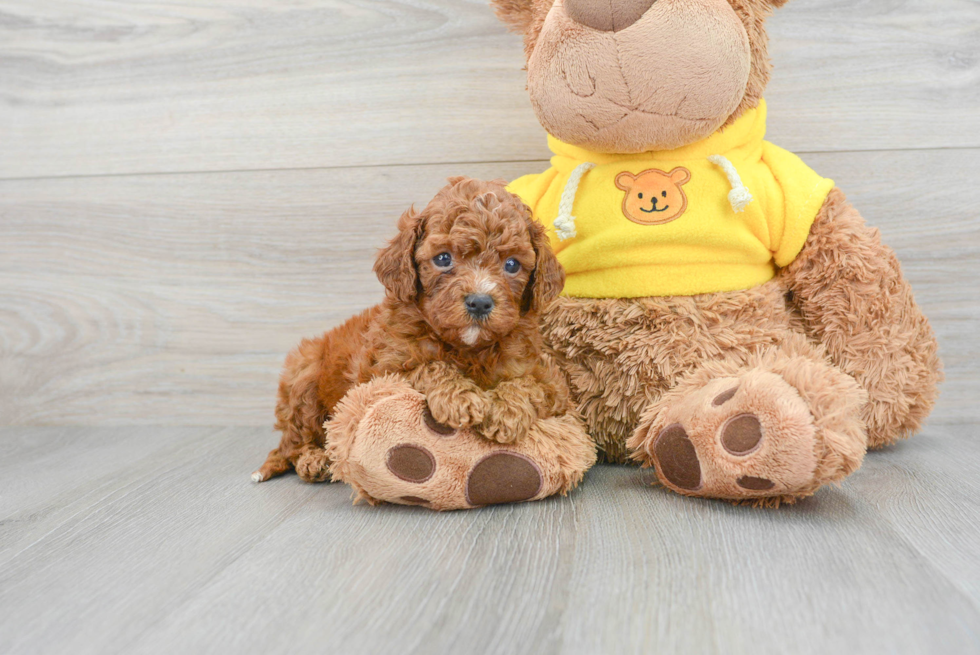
(253, 177, 586, 496)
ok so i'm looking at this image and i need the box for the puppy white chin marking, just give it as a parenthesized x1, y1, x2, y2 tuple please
(462, 326, 482, 346)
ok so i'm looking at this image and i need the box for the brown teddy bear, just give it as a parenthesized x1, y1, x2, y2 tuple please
(491, 0, 942, 504)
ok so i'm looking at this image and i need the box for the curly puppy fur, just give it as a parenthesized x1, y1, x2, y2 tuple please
(253, 177, 569, 483)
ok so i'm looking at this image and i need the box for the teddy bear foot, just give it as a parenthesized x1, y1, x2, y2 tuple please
(629, 364, 867, 506)
(325, 375, 596, 511)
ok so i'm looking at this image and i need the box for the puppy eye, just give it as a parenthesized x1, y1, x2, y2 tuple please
(662, 191, 667, 198)
(637, 193, 644, 199)
(504, 258, 521, 274)
(433, 252, 452, 269)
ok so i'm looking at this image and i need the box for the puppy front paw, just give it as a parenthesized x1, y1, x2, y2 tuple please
(426, 385, 491, 430)
(480, 395, 537, 444)
(296, 445, 332, 483)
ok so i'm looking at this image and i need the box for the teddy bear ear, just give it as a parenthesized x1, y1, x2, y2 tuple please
(614, 172, 636, 191)
(490, 0, 535, 34)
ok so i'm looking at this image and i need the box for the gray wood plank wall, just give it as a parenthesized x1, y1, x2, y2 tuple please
(1, 0, 978, 429)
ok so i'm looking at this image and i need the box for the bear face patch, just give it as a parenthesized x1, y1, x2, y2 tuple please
(615, 167, 691, 226)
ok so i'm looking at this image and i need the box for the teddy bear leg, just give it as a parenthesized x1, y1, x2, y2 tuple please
(325, 376, 596, 511)
(628, 336, 868, 505)
(781, 188, 942, 449)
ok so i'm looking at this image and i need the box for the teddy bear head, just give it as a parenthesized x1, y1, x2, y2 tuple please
(490, 0, 789, 153)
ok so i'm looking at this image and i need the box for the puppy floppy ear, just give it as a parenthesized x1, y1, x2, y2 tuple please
(521, 211, 565, 314)
(374, 207, 425, 304)
(490, 0, 534, 34)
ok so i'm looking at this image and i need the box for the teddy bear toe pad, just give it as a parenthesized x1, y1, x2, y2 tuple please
(385, 444, 436, 483)
(652, 425, 701, 491)
(466, 453, 543, 506)
(720, 414, 764, 455)
(384, 442, 547, 506)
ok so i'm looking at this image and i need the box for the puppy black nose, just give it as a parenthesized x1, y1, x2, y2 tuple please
(465, 294, 495, 319)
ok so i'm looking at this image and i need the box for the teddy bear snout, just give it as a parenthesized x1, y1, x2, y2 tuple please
(564, 0, 657, 32)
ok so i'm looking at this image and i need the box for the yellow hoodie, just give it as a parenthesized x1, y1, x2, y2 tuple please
(507, 100, 834, 298)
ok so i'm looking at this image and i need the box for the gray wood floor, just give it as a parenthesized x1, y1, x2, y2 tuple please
(2, 0, 980, 653)
(1, 424, 979, 654)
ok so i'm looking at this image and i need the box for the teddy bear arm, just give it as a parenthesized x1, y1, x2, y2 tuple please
(781, 187, 943, 447)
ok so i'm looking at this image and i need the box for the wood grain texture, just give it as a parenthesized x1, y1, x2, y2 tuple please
(1, 149, 977, 426)
(0, 425, 978, 655)
(0, 0, 978, 179)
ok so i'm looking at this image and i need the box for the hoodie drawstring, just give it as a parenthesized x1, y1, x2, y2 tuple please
(708, 154, 753, 213)
(553, 162, 595, 241)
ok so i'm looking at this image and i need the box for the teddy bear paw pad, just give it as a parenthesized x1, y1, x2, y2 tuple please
(736, 476, 775, 491)
(653, 424, 701, 491)
(422, 403, 457, 436)
(326, 381, 595, 511)
(466, 453, 543, 506)
(386, 444, 436, 483)
(398, 496, 431, 505)
(720, 414, 763, 455)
